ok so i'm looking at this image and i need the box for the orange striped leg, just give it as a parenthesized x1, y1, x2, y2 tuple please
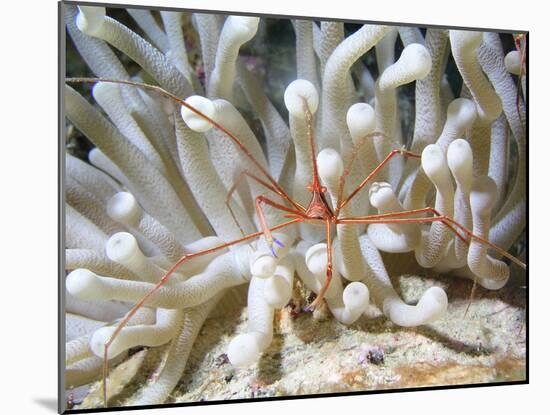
(100, 218, 302, 406)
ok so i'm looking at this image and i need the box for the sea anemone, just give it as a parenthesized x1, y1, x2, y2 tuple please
(63, 3, 526, 410)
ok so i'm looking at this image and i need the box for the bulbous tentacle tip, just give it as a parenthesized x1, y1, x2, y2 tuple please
(368, 182, 394, 210)
(504, 50, 522, 75)
(91, 80, 116, 101)
(450, 30, 483, 51)
(66, 268, 103, 301)
(251, 254, 277, 279)
(417, 286, 448, 323)
(227, 333, 261, 368)
(284, 79, 319, 118)
(90, 327, 125, 360)
(346, 102, 375, 143)
(378, 42, 432, 91)
(180, 96, 217, 132)
(107, 192, 142, 226)
(317, 148, 344, 182)
(226, 16, 260, 42)
(447, 139, 473, 182)
(343, 281, 370, 312)
(384, 286, 448, 327)
(76, 5, 106, 36)
(399, 43, 432, 79)
(105, 232, 141, 264)
(421, 144, 446, 176)
(305, 243, 328, 275)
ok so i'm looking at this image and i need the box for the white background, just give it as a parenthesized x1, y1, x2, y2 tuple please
(1, 0, 544, 413)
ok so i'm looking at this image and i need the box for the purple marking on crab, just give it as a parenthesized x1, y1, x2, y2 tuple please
(274, 238, 285, 248)
(269, 238, 285, 257)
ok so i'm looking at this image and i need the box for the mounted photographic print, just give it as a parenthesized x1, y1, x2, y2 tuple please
(60, 1, 528, 412)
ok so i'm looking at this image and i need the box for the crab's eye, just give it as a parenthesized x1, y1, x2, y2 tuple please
(320, 186, 327, 193)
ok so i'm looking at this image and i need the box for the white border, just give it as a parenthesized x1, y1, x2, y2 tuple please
(3, 0, 545, 414)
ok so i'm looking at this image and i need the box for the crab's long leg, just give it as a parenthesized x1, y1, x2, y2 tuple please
(227, 170, 302, 208)
(255, 196, 306, 257)
(307, 218, 334, 309)
(336, 148, 421, 216)
(65, 77, 303, 213)
(338, 208, 526, 269)
(100, 218, 301, 406)
(348, 207, 468, 245)
(225, 170, 306, 237)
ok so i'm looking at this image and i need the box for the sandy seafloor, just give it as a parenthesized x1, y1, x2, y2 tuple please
(71, 254, 526, 410)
